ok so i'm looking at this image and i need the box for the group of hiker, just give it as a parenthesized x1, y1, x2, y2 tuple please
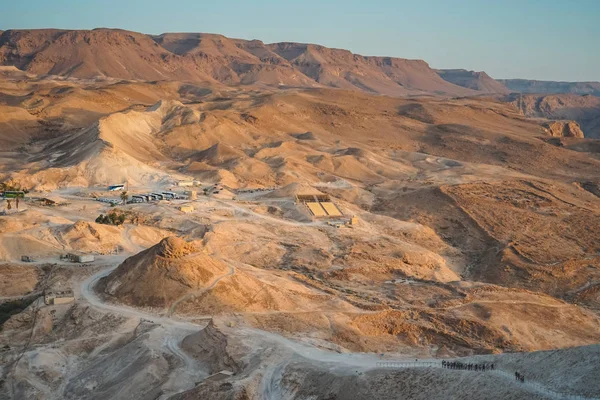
(441, 360, 495, 371)
(440, 360, 527, 384)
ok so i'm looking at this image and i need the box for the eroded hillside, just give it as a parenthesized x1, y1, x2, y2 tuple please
(0, 68, 599, 399)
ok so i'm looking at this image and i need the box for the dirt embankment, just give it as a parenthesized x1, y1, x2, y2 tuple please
(181, 320, 241, 374)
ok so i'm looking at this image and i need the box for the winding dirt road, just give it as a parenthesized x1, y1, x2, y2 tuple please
(79, 265, 207, 397)
(79, 265, 590, 400)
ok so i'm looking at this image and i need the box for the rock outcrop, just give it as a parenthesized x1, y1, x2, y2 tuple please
(543, 121, 585, 138)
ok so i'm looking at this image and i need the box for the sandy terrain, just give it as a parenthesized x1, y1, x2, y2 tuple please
(0, 59, 598, 399)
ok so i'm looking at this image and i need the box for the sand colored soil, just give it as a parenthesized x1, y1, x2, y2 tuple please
(0, 264, 39, 297)
(0, 55, 599, 399)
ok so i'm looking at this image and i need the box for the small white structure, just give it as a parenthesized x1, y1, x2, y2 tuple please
(77, 254, 95, 263)
(108, 184, 125, 191)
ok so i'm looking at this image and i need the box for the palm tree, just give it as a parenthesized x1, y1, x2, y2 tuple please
(120, 191, 128, 204)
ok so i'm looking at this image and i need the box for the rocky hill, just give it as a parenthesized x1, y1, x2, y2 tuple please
(437, 69, 510, 94)
(0, 28, 486, 97)
(506, 93, 600, 138)
(97, 237, 229, 308)
(499, 79, 600, 96)
(542, 120, 585, 138)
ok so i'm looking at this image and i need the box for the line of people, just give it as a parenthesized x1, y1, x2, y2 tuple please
(441, 361, 527, 384)
(441, 360, 495, 371)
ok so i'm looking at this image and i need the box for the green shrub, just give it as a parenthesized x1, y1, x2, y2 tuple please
(95, 211, 126, 226)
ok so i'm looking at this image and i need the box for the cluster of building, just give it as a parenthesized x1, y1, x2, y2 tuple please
(236, 186, 279, 194)
(131, 192, 183, 203)
(21, 253, 95, 264)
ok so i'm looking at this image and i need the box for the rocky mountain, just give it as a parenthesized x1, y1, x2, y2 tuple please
(437, 69, 510, 94)
(0, 28, 484, 97)
(499, 79, 600, 96)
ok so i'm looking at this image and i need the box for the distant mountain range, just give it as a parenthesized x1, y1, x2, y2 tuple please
(498, 79, 600, 97)
(0, 28, 598, 98)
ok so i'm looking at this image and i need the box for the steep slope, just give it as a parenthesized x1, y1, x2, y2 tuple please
(507, 93, 600, 138)
(0, 28, 477, 96)
(98, 237, 229, 308)
(0, 105, 41, 150)
(9, 99, 197, 189)
(0, 29, 214, 81)
(152, 33, 317, 87)
(268, 42, 477, 96)
(499, 79, 600, 96)
(437, 69, 509, 94)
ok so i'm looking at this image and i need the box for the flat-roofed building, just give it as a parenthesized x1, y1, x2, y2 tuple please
(44, 289, 75, 305)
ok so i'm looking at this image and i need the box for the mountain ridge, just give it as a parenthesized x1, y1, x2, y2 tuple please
(437, 69, 510, 94)
(0, 28, 480, 96)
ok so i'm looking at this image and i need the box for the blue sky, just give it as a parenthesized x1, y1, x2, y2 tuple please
(1, 0, 598, 81)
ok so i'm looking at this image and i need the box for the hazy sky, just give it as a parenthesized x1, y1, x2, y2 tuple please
(1, 0, 598, 81)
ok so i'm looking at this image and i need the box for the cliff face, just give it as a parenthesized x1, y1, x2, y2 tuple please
(0, 28, 483, 96)
(543, 121, 585, 138)
(506, 93, 600, 138)
(437, 69, 510, 94)
(0, 29, 212, 81)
